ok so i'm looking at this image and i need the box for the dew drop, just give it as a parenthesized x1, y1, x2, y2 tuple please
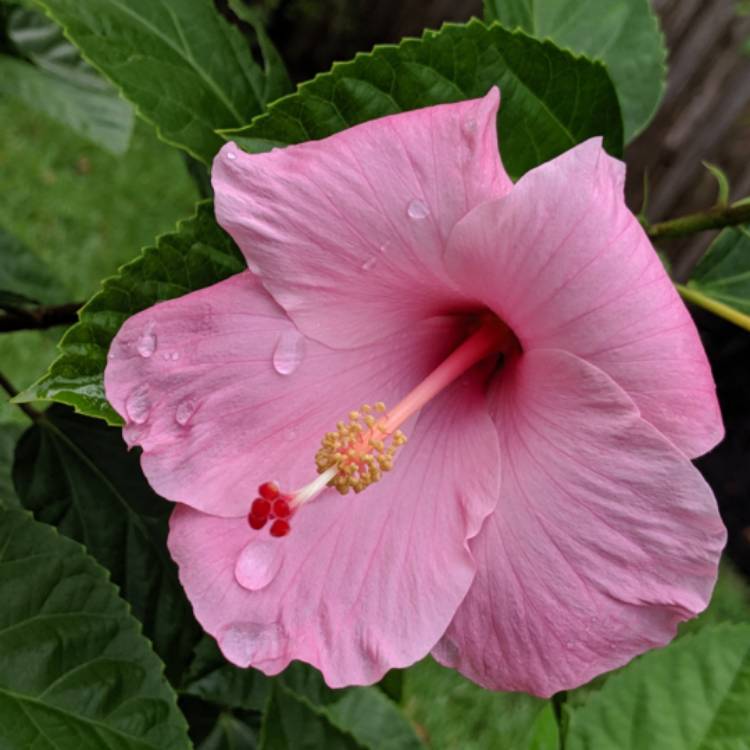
(220, 621, 287, 666)
(378, 242, 390, 253)
(407, 199, 429, 220)
(284, 427, 297, 442)
(136, 323, 157, 358)
(272, 329, 305, 375)
(170, 351, 180, 361)
(175, 398, 196, 426)
(235, 540, 283, 591)
(226, 151, 237, 161)
(361, 255, 377, 271)
(125, 384, 151, 424)
(462, 117, 478, 139)
(439, 638, 460, 664)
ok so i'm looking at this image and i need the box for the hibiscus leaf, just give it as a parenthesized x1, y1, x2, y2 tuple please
(483, 0, 666, 141)
(222, 19, 624, 180)
(196, 712, 260, 750)
(403, 656, 552, 750)
(0, 422, 23, 509)
(15, 201, 244, 423)
(565, 623, 750, 749)
(3, 5, 134, 154)
(181, 635, 272, 712)
(183, 637, 423, 750)
(679, 224, 750, 333)
(12, 405, 201, 682)
(34, 0, 288, 163)
(0, 508, 190, 749)
(0, 54, 134, 156)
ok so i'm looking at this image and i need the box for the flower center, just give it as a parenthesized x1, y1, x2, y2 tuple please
(248, 315, 517, 537)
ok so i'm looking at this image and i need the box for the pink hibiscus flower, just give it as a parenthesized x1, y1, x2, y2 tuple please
(104, 88, 726, 697)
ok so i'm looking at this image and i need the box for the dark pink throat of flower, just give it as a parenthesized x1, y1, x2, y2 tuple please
(248, 315, 518, 538)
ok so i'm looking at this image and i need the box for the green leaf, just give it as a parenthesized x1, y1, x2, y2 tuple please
(183, 639, 422, 750)
(223, 19, 623, 180)
(262, 681, 423, 750)
(225, 0, 292, 104)
(16, 201, 244, 422)
(197, 712, 259, 750)
(0, 509, 190, 750)
(35, 0, 288, 163)
(0, 422, 23, 508)
(182, 636, 271, 712)
(8, 5, 110, 88)
(0, 54, 134, 155)
(260, 684, 362, 750)
(2, 7, 134, 153)
(680, 224, 750, 333)
(483, 0, 665, 140)
(12, 405, 201, 680)
(403, 656, 549, 750)
(566, 624, 750, 749)
(321, 688, 424, 750)
(0, 226, 68, 308)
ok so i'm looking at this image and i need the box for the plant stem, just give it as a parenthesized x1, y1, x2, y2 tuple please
(0, 372, 41, 422)
(0, 302, 81, 333)
(646, 201, 750, 239)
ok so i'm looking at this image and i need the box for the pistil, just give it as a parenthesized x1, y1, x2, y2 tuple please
(248, 315, 516, 536)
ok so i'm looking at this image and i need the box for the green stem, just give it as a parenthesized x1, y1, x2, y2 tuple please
(646, 201, 750, 239)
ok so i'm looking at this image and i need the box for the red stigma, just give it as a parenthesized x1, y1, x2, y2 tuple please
(258, 481, 280, 500)
(273, 498, 291, 518)
(248, 513, 267, 530)
(249, 482, 295, 538)
(270, 519, 290, 537)
(251, 497, 272, 517)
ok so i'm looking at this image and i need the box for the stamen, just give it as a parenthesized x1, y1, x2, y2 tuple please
(247, 316, 516, 538)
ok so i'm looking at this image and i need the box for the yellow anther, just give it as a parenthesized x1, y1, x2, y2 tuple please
(314, 400, 407, 495)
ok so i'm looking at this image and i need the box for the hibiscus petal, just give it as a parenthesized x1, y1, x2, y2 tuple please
(445, 138, 722, 458)
(104, 270, 468, 517)
(434, 348, 725, 697)
(167, 367, 500, 686)
(211, 88, 511, 349)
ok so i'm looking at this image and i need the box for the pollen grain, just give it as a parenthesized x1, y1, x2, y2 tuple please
(314, 402, 407, 495)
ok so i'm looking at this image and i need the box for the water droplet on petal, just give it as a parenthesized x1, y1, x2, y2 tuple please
(284, 427, 297, 442)
(361, 255, 377, 271)
(170, 351, 179, 361)
(462, 117, 478, 140)
(226, 151, 237, 161)
(125, 384, 151, 424)
(123, 422, 150, 446)
(407, 199, 429, 220)
(440, 638, 460, 664)
(220, 621, 287, 667)
(235, 540, 283, 591)
(136, 323, 157, 358)
(175, 398, 196, 426)
(272, 329, 305, 375)
(378, 242, 390, 253)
